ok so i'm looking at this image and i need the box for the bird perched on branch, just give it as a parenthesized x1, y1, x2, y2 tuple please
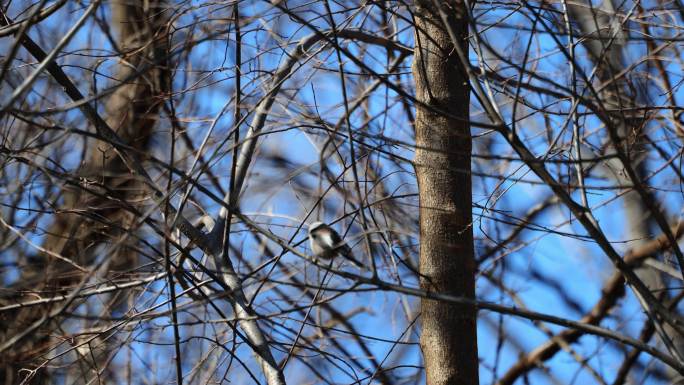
(308, 222, 363, 267)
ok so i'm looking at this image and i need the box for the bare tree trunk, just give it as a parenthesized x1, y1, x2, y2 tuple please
(568, 1, 684, 379)
(0, 2, 169, 383)
(412, 2, 479, 384)
(43, 0, 169, 279)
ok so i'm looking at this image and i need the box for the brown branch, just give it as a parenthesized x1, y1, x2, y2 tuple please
(497, 222, 684, 385)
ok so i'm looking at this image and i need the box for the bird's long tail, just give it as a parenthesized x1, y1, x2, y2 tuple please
(338, 244, 363, 268)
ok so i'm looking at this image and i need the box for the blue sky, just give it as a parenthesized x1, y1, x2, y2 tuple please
(1, 0, 683, 384)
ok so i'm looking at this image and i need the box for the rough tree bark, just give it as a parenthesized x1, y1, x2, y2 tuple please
(412, 1, 479, 385)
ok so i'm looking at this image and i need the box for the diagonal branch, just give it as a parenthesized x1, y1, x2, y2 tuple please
(429, 0, 684, 341)
(498, 222, 684, 385)
(1, 17, 286, 385)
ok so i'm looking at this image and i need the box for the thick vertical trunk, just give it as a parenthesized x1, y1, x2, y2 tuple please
(43, 0, 169, 275)
(412, 2, 479, 385)
(0, 2, 169, 383)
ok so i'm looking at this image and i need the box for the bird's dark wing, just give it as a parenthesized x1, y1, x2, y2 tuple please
(344, 252, 363, 268)
(329, 229, 363, 268)
(328, 229, 343, 245)
(337, 243, 351, 255)
(336, 243, 363, 268)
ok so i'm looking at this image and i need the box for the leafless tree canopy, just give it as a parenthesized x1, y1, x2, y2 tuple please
(1, 0, 684, 384)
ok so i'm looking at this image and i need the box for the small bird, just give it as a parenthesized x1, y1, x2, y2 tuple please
(308, 222, 363, 267)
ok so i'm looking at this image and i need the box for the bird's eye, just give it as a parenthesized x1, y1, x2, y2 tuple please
(312, 234, 317, 239)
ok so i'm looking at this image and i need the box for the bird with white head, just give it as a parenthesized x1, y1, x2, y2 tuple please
(307, 222, 362, 267)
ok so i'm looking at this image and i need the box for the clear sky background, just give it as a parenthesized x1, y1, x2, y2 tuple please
(2, 0, 682, 384)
